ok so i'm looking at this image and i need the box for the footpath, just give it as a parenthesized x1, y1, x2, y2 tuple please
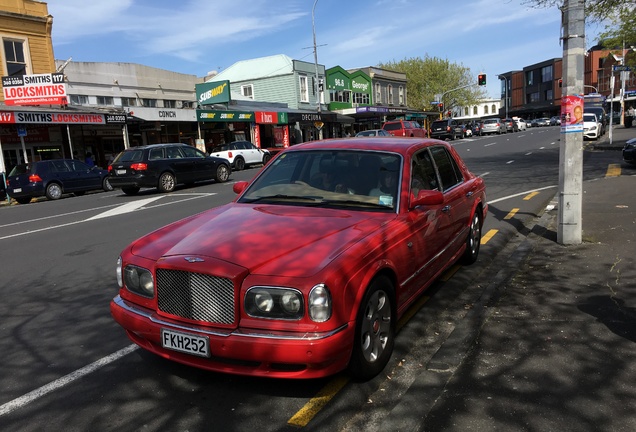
(382, 125, 636, 431)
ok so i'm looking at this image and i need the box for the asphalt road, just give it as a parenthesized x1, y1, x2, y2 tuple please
(0, 127, 625, 431)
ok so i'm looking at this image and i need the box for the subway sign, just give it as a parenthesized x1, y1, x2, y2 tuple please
(196, 80, 231, 105)
(197, 110, 254, 122)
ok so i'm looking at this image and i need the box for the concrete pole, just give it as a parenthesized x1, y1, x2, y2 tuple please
(558, 0, 584, 245)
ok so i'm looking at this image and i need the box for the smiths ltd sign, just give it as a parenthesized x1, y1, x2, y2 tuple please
(196, 80, 231, 105)
(2, 73, 68, 106)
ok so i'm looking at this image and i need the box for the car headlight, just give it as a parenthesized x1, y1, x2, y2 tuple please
(123, 265, 154, 298)
(245, 287, 304, 320)
(308, 284, 331, 323)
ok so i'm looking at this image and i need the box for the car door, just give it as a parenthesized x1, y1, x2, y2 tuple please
(67, 159, 101, 191)
(182, 145, 216, 182)
(429, 145, 473, 261)
(243, 142, 263, 165)
(48, 160, 77, 191)
(165, 145, 193, 183)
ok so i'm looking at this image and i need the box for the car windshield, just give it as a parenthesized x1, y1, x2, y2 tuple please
(238, 149, 402, 211)
(583, 114, 596, 122)
(382, 123, 401, 131)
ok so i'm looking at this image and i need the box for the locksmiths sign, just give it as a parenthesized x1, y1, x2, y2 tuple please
(2, 73, 68, 106)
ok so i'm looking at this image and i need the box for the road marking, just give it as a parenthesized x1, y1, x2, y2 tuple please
(287, 375, 350, 427)
(481, 229, 498, 244)
(86, 196, 163, 220)
(0, 345, 138, 417)
(506, 160, 515, 164)
(0, 203, 120, 229)
(606, 164, 621, 177)
(484, 143, 497, 147)
(524, 191, 540, 200)
(504, 208, 519, 220)
(525, 152, 533, 155)
(488, 185, 556, 205)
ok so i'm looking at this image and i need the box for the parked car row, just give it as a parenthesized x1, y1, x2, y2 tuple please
(4, 140, 277, 204)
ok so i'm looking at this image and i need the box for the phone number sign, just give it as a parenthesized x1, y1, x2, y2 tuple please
(2, 73, 68, 106)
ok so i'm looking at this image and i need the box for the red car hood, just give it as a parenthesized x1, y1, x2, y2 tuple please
(130, 203, 390, 277)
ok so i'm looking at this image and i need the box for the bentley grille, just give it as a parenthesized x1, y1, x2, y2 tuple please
(156, 269, 235, 324)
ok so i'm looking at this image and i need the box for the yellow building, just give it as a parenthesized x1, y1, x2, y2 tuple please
(0, 0, 54, 103)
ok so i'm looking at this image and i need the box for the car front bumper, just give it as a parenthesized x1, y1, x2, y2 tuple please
(110, 295, 354, 379)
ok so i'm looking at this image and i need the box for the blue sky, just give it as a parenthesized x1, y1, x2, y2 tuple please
(46, 0, 605, 99)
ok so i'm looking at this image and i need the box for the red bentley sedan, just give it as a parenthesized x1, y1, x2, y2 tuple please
(111, 137, 487, 380)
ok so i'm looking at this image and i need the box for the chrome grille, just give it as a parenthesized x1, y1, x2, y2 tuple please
(156, 269, 235, 324)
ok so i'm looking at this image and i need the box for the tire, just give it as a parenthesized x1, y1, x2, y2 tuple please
(45, 182, 63, 200)
(461, 210, 482, 265)
(103, 177, 113, 192)
(157, 172, 176, 193)
(234, 157, 245, 171)
(262, 154, 271, 165)
(348, 275, 396, 381)
(122, 186, 140, 195)
(214, 164, 230, 183)
(15, 197, 32, 204)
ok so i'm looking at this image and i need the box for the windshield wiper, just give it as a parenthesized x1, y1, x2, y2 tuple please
(242, 194, 322, 203)
(319, 199, 392, 209)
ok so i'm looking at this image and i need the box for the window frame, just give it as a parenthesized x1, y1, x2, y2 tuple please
(2, 37, 30, 77)
(299, 76, 309, 102)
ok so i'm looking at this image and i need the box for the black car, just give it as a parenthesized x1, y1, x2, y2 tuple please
(108, 143, 231, 195)
(623, 137, 636, 165)
(429, 119, 463, 140)
(6, 159, 113, 204)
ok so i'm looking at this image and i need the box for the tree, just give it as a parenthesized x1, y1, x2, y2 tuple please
(378, 56, 487, 113)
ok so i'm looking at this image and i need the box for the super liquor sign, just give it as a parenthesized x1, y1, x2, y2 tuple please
(2, 72, 68, 106)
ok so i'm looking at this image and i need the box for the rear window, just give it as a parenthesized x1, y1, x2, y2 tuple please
(8, 164, 29, 176)
(114, 149, 144, 163)
(382, 122, 402, 131)
(431, 121, 447, 128)
(484, 119, 497, 124)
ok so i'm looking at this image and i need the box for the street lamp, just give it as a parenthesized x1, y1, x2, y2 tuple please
(312, 0, 321, 114)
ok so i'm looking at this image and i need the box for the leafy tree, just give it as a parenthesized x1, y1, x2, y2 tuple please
(378, 56, 487, 113)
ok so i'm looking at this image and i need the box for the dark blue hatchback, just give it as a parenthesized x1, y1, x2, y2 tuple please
(6, 159, 113, 204)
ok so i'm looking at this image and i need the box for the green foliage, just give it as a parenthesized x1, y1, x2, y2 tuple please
(378, 56, 487, 113)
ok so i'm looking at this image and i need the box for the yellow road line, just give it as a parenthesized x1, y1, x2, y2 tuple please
(481, 229, 497, 244)
(606, 163, 621, 177)
(287, 375, 350, 427)
(440, 263, 461, 282)
(504, 208, 519, 220)
(398, 295, 431, 331)
(524, 191, 539, 200)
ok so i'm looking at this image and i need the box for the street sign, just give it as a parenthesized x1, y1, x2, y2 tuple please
(16, 125, 27, 137)
(613, 65, 631, 72)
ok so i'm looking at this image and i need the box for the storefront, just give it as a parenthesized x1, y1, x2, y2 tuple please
(254, 111, 289, 154)
(0, 107, 127, 172)
(196, 109, 255, 152)
(125, 106, 198, 147)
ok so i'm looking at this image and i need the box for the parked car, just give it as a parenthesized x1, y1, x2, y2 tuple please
(468, 121, 482, 136)
(583, 113, 601, 140)
(536, 117, 551, 127)
(108, 143, 231, 195)
(513, 118, 527, 131)
(549, 116, 561, 126)
(584, 106, 607, 135)
(110, 137, 488, 380)
(355, 129, 391, 137)
(623, 137, 636, 165)
(209, 140, 271, 171)
(503, 118, 518, 133)
(480, 118, 506, 135)
(429, 118, 463, 140)
(381, 119, 427, 137)
(5, 159, 112, 205)
(460, 123, 473, 138)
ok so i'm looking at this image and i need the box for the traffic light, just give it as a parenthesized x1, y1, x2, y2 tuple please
(478, 73, 487, 86)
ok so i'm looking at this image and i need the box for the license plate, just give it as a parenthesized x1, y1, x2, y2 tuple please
(161, 329, 210, 357)
(13, 188, 22, 193)
(116, 169, 126, 175)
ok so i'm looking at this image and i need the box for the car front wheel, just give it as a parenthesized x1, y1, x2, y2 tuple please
(158, 172, 176, 193)
(45, 182, 63, 200)
(349, 275, 395, 381)
(215, 164, 230, 183)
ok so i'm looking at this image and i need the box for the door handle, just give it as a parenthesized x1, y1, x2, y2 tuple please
(466, 191, 474, 197)
(442, 205, 451, 213)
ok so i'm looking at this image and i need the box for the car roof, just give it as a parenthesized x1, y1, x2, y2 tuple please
(284, 137, 449, 155)
(122, 143, 188, 151)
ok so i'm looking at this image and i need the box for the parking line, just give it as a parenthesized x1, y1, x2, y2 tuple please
(524, 191, 540, 200)
(504, 208, 519, 220)
(606, 164, 621, 177)
(481, 229, 498, 244)
(287, 375, 350, 427)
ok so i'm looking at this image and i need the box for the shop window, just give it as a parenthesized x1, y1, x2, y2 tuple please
(299, 76, 309, 102)
(241, 85, 254, 99)
(3, 38, 28, 76)
(97, 96, 114, 105)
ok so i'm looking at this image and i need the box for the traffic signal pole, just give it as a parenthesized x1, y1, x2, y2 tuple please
(558, 0, 584, 245)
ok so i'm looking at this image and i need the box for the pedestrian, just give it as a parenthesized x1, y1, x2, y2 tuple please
(85, 152, 95, 167)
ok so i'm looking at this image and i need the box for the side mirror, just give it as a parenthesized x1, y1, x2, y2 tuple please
(233, 181, 248, 195)
(410, 189, 443, 209)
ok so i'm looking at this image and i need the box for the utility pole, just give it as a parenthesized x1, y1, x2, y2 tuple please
(558, 0, 584, 245)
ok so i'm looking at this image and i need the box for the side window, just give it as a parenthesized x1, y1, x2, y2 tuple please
(413, 149, 439, 192)
(148, 148, 164, 160)
(51, 160, 70, 172)
(180, 146, 202, 158)
(68, 160, 89, 172)
(166, 146, 183, 159)
(429, 146, 463, 191)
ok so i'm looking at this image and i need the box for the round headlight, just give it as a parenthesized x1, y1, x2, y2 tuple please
(254, 290, 274, 312)
(123, 265, 154, 298)
(281, 291, 302, 314)
(139, 271, 154, 296)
